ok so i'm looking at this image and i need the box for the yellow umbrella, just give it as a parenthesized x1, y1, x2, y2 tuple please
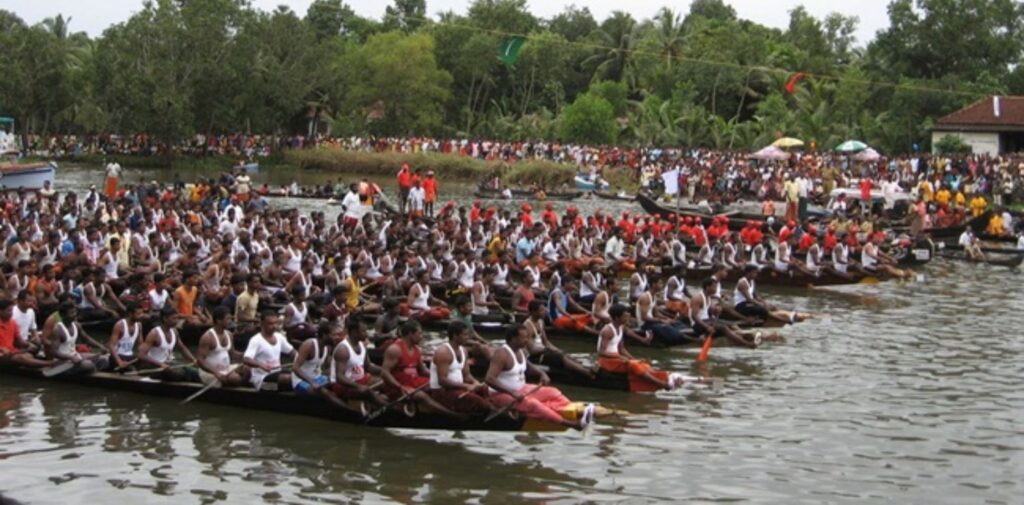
(771, 137, 805, 149)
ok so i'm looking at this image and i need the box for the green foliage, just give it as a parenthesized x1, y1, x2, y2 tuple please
(588, 81, 628, 117)
(558, 93, 617, 145)
(933, 134, 973, 154)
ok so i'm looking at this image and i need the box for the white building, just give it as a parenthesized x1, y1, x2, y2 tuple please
(931, 96, 1024, 155)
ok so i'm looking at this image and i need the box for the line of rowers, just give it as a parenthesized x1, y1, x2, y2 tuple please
(0, 182, 876, 424)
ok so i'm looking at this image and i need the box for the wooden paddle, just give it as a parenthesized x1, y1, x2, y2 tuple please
(485, 383, 544, 423)
(180, 364, 244, 405)
(364, 382, 429, 422)
(126, 363, 190, 376)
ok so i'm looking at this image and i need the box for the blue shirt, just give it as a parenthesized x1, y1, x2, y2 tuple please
(515, 236, 534, 264)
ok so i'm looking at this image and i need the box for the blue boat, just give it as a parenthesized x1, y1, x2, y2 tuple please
(574, 174, 608, 191)
(0, 117, 57, 190)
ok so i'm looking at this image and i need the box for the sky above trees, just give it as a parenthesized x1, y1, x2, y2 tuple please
(6, 0, 891, 44)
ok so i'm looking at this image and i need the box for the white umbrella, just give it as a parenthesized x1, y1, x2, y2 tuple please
(852, 148, 880, 162)
(835, 140, 869, 153)
(748, 145, 791, 161)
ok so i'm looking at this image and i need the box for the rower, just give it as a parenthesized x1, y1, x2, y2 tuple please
(173, 269, 211, 325)
(12, 291, 42, 355)
(406, 269, 450, 322)
(635, 277, 697, 346)
(628, 260, 649, 302)
(662, 266, 690, 316)
(831, 233, 852, 277)
(330, 318, 387, 408)
(859, 235, 911, 279)
(449, 296, 493, 354)
(379, 320, 462, 418)
(525, 300, 595, 379)
(107, 302, 146, 371)
(598, 304, 685, 391)
(0, 299, 52, 369)
(965, 235, 985, 261)
(283, 286, 316, 345)
(689, 278, 759, 349)
(241, 310, 295, 391)
(195, 306, 247, 387)
(578, 260, 603, 304)
(42, 301, 109, 373)
(734, 266, 807, 324)
(471, 267, 502, 315)
(428, 321, 493, 414)
(510, 271, 536, 314)
(137, 307, 201, 382)
(590, 276, 619, 325)
(372, 298, 403, 348)
(485, 324, 594, 431)
(547, 279, 597, 335)
(291, 320, 361, 413)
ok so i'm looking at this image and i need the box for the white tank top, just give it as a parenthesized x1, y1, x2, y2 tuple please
(202, 328, 232, 373)
(599, 323, 623, 354)
(694, 292, 710, 323)
(114, 319, 141, 356)
(664, 276, 686, 301)
(630, 273, 648, 300)
(734, 278, 755, 306)
(331, 339, 366, 383)
(833, 243, 848, 263)
(524, 265, 541, 289)
(103, 251, 119, 279)
(806, 244, 819, 270)
(862, 243, 878, 268)
(671, 240, 687, 266)
(580, 272, 601, 298)
(429, 343, 465, 390)
(494, 263, 509, 286)
(490, 344, 526, 393)
(285, 246, 302, 272)
(458, 261, 476, 289)
(412, 282, 431, 310)
(147, 327, 177, 364)
(776, 242, 791, 263)
(56, 322, 79, 358)
(287, 302, 308, 327)
(635, 293, 654, 323)
(291, 339, 325, 388)
(472, 282, 490, 315)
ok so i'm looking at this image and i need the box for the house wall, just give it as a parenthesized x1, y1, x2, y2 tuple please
(931, 130, 1001, 155)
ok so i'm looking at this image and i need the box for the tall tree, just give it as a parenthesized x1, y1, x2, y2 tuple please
(383, 0, 427, 32)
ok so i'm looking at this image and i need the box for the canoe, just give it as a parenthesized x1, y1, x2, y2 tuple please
(937, 249, 1024, 268)
(679, 264, 885, 287)
(636, 193, 764, 231)
(593, 191, 636, 202)
(926, 211, 992, 241)
(234, 162, 259, 173)
(574, 176, 608, 191)
(259, 191, 342, 200)
(0, 366, 581, 432)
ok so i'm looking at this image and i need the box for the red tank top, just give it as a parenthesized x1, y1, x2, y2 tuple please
(391, 339, 422, 386)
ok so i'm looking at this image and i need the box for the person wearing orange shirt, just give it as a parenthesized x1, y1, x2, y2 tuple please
(519, 203, 534, 227)
(396, 163, 412, 213)
(422, 170, 438, 217)
(541, 203, 558, 229)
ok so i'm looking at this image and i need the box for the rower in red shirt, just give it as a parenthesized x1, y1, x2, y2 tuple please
(778, 220, 796, 243)
(470, 200, 482, 223)
(692, 219, 708, 247)
(541, 203, 558, 229)
(519, 203, 534, 227)
(379, 320, 461, 417)
(823, 226, 838, 253)
(798, 225, 816, 252)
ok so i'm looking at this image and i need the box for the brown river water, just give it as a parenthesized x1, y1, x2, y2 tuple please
(0, 165, 1021, 504)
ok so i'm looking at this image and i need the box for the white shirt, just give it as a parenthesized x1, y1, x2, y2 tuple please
(244, 333, 294, 389)
(12, 306, 36, 342)
(604, 236, 625, 261)
(408, 187, 426, 211)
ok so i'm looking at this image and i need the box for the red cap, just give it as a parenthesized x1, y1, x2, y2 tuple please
(521, 203, 532, 211)
(788, 220, 796, 228)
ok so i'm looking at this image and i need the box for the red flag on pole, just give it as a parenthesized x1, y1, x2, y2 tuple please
(784, 72, 806, 94)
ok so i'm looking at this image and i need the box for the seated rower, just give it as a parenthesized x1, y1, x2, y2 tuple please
(485, 324, 594, 431)
(0, 299, 53, 369)
(830, 234, 854, 279)
(344, 262, 382, 315)
(13, 291, 43, 355)
(525, 300, 595, 379)
(510, 272, 537, 314)
(598, 304, 686, 392)
(590, 276, 620, 326)
(695, 236, 718, 270)
(733, 266, 809, 325)
(291, 320, 361, 414)
(81, 267, 125, 320)
(577, 260, 604, 305)
(689, 279, 760, 349)
(547, 280, 597, 335)
(173, 269, 211, 326)
(662, 266, 690, 316)
(635, 277, 699, 346)
(628, 260, 650, 302)
(242, 310, 295, 391)
(720, 233, 744, 270)
(283, 286, 316, 345)
(107, 302, 147, 371)
(428, 321, 494, 414)
(859, 235, 911, 279)
(330, 318, 388, 408)
(42, 301, 109, 373)
(405, 269, 450, 322)
(449, 297, 494, 357)
(380, 320, 462, 418)
(372, 298, 403, 348)
(195, 306, 247, 387)
(965, 236, 985, 261)
(137, 307, 201, 382)
(471, 267, 503, 315)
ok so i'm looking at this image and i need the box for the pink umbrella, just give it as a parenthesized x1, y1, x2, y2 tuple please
(852, 148, 880, 162)
(748, 145, 791, 161)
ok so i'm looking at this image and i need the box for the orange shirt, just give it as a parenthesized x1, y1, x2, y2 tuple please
(0, 318, 18, 352)
(175, 285, 198, 316)
(422, 178, 437, 201)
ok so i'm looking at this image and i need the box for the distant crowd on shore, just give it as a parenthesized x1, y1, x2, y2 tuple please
(14, 133, 1024, 211)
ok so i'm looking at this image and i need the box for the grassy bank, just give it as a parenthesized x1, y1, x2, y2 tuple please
(285, 148, 575, 187)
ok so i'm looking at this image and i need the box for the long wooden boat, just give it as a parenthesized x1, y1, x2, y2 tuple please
(472, 190, 581, 202)
(0, 366, 583, 432)
(592, 191, 636, 202)
(637, 193, 763, 232)
(936, 249, 1024, 268)
(678, 264, 885, 287)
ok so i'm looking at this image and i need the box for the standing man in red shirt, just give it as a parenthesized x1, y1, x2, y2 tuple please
(859, 178, 874, 216)
(396, 163, 413, 214)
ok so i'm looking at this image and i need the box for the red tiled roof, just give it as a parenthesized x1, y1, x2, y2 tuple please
(936, 96, 1024, 127)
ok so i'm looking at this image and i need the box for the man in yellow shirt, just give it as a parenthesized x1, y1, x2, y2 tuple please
(934, 186, 951, 208)
(954, 191, 966, 208)
(969, 195, 988, 218)
(918, 179, 934, 202)
(986, 213, 1006, 236)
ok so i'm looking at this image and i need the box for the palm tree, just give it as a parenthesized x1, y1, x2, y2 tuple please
(649, 8, 687, 68)
(583, 11, 639, 85)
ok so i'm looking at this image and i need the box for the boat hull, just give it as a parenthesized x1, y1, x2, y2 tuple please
(574, 176, 608, 191)
(0, 161, 56, 190)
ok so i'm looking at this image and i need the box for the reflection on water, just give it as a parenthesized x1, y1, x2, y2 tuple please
(0, 165, 1019, 503)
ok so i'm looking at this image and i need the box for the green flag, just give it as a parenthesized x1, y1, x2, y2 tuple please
(497, 36, 526, 65)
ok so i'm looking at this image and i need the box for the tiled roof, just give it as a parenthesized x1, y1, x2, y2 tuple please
(935, 96, 1024, 127)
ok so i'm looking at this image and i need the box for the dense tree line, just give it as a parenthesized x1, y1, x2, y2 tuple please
(1, 0, 1022, 154)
